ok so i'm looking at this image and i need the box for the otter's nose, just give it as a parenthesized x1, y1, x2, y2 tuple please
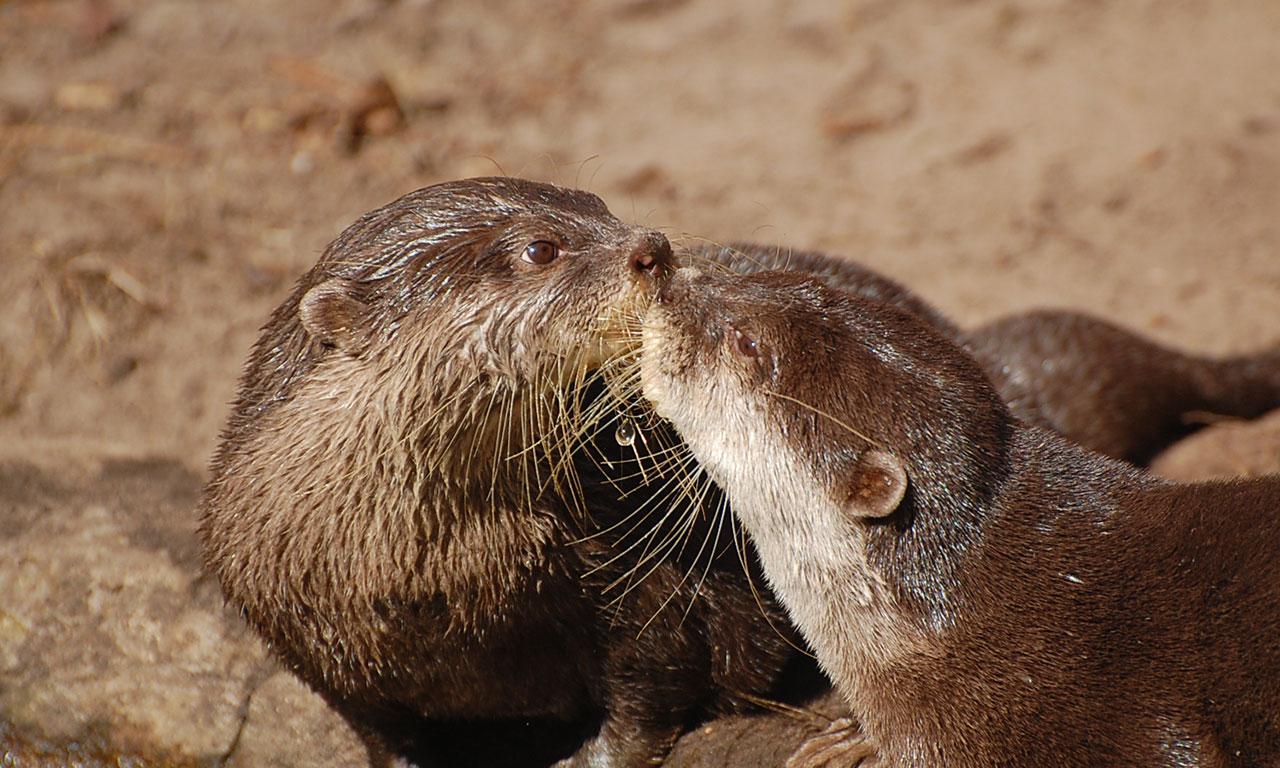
(657, 277, 685, 306)
(630, 231, 674, 280)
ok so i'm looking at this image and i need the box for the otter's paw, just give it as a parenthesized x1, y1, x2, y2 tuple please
(786, 717, 875, 768)
(551, 721, 673, 768)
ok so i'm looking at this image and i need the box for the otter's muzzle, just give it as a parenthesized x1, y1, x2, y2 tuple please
(628, 230, 675, 281)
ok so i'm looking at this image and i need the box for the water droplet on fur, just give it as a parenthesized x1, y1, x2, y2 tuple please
(614, 419, 637, 447)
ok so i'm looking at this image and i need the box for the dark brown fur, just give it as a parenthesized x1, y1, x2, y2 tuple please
(688, 241, 1280, 464)
(640, 268, 1280, 767)
(198, 178, 798, 768)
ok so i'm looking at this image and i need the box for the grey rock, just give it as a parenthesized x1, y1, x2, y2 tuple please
(0, 455, 362, 766)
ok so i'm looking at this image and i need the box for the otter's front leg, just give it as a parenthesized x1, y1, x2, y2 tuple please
(560, 641, 707, 767)
(556, 590, 714, 767)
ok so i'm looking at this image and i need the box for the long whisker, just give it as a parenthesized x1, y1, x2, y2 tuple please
(761, 388, 887, 451)
(677, 476, 732, 624)
(637, 461, 726, 632)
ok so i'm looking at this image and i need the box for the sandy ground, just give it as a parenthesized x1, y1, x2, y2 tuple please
(2, 0, 1279, 764)
(4, 0, 1279, 475)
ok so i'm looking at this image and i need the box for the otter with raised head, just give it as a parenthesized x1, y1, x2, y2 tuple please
(198, 178, 798, 768)
(687, 241, 1280, 465)
(639, 268, 1280, 767)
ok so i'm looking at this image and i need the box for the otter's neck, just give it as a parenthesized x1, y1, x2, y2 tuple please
(861, 382, 1018, 627)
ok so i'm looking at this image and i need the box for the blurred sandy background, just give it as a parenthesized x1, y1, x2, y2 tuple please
(4, 0, 1279, 473)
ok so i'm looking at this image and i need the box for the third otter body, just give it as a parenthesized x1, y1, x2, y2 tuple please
(639, 268, 1280, 767)
(689, 242, 1280, 464)
(199, 179, 797, 768)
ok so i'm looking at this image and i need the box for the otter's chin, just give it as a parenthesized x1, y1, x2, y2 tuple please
(637, 317, 674, 415)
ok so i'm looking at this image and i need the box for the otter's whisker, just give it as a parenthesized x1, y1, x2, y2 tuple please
(576, 463, 699, 563)
(636, 464, 724, 633)
(600, 448, 706, 594)
(677, 483, 731, 625)
(762, 388, 888, 452)
(478, 384, 505, 503)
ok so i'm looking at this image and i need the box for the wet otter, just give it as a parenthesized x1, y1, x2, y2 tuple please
(639, 268, 1280, 767)
(689, 241, 1280, 464)
(198, 178, 798, 768)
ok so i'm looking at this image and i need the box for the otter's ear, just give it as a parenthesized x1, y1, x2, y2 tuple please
(300, 278, 372, 355)
(844, 449, 908, 521)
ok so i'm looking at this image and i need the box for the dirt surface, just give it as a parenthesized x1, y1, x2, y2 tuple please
(3, 0, 1279, 765)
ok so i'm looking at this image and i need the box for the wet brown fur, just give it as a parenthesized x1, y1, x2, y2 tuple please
(641, 268, 1280, 767)
(198, 178, 799, 768)
(686, 241, 1280, 464)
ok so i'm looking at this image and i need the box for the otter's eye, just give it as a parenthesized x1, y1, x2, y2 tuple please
(730, 327, 759, 359)
(522, 241, 559, 265)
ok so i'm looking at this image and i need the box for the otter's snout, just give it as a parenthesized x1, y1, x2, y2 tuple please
(629, 231, 674, 280)
(656, 268, 701, 306)
(657, 279, 683, 306)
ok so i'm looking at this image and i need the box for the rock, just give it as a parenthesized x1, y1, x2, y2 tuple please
(666, 691, 849, 768)
(1149, 408, 1280, 482)
(226, 672, 366, 768)
(0, 455, 364, 766)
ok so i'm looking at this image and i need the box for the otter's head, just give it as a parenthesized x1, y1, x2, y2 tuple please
(200, 177, 675, 666)
(212, 177, 674, 511)
(639, 269, 1012, 628)
(298, 176, 670, 390)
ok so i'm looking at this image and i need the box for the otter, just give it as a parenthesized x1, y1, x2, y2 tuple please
(638, 268, 1280, 767)
(688, 241, 1280, 464)
(198, 178, 799, 768)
